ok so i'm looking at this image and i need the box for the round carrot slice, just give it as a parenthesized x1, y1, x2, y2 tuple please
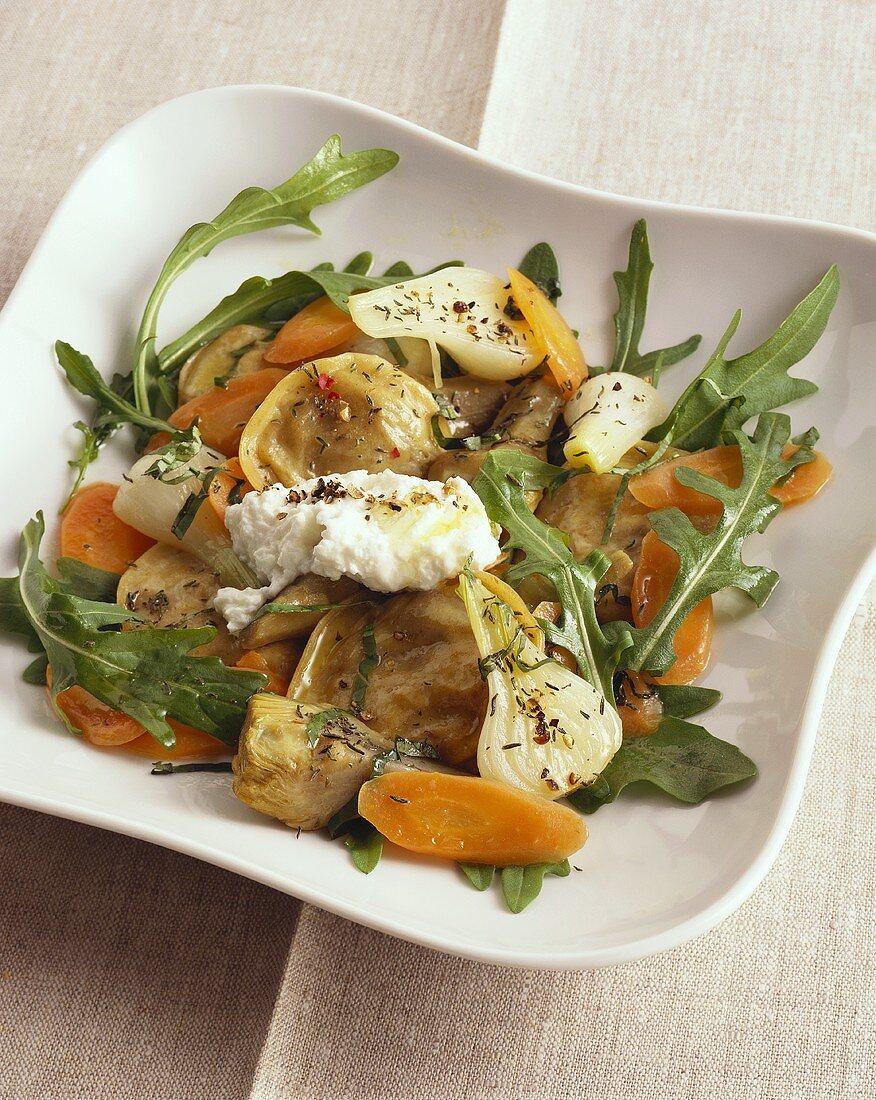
(631, 530, 713, 685)
(122, 722, 226, 759)
(358, 771, 587, 865)
(61, 482, 154, 573)
(168, 368, 289, 455)
(264, 296, 359, 365)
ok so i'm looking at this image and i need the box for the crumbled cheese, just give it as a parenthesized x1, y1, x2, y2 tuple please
(214, 469, 501, 633)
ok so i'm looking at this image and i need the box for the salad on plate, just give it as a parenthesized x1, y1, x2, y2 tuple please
(0, 136, 837, 913)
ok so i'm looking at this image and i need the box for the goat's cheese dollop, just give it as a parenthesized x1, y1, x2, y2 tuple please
(214, 469, 501, 633)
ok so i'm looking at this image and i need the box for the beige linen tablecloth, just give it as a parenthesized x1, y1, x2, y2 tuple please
(1, 2, 873, 1097)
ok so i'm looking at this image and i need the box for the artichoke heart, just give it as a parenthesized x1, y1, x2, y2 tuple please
(233, 695, 391, 831)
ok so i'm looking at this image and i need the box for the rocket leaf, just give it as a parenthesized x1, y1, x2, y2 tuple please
(608, 219, 701, 376)
(131, 135, 399, 414)
(618, 412, 807, 676)
(472, 451, 630, 698)
(0, 514, 265, 747)
(650, 265, 839, 449)
(569, 718, 756, 812)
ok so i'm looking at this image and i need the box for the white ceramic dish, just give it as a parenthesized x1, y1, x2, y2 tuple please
(1, 86, 873, 969)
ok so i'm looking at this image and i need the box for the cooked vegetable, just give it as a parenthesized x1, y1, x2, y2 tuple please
(207, 457, 255, 523)
(124, 722, 226, 758)
(630, 532, 713, 685)
(533, 462, 651, 621)
(117, 543, 242, 664)
(2, 514, 265, 747)
(233, 695, 391, 830)
(607, 219, 701, 376)
(427, 375, 562, 495)
(132, 135, 400, 416)
(265, 296, 359, 364)
(238, 353, 440, 488)
(168, 368, 289, 455)
(289, 590, 487, 766)
(112, 439, 257, 589)
(459, 571, 622, 799)
(177, 324, 273, 403)
(238, 574, 364, 648)
(506, 267, 586, 396)
(563, 373, 669, 473)
(348, 268, 545, 381)
(51, 678, 144, 746)
(358, 771, 587, 865)
(61, 482, 155, 574)
(620, 413, 806, 675)
(434, 376, 512, 437)
(472, 451, 628, 698)
(629, 442, 832, 515)
(235, 639, 304, 695)
(614, 671, 663, 737)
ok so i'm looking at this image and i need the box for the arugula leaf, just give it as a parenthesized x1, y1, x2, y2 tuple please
(472, 451, 630, 697)
(650, 266, 839, 449)
(656, 683, 722, 720)
(3, 514, 265, 747)
(501, 860, 570, 913)
(517, 242, 562, 303)
(608, 220, 701, 376)
(56, 558, 121, 603)
(458, 863, 496, 891)
(156, 255, 460, 380)
(569, 718, 756, 812)
(131, 135, 399, 414)
(344, 822, 383, 874)
(619, 412, 801, 675)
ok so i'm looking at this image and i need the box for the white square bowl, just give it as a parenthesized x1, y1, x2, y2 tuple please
(1, 85, 873, 968)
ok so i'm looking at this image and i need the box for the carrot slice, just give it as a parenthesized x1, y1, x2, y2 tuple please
(631, 530, 713, 685)
(264, 296, 358, 365)
(235, 650, 291, 696)
(168, 368, 289, 455)
(53, 681, 145, 746)
(629, 444, 832, 517)
(506, 268, 587, 398)
(358, 771, 587, 865)
(123, 722, 227, 759)
(61, 482, 154, 573)
(615, 670, 663, 737)
(208, 457, 255, 523)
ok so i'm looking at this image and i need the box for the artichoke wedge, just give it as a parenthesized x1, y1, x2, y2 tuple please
(233, 696, 391, 831)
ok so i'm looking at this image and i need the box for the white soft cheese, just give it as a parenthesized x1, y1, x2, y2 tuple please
(214, 469, 501, 633)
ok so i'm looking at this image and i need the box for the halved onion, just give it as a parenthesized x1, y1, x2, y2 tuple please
(563, 373, 669, 473)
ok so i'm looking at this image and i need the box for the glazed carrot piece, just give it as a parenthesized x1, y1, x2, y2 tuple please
(61, 482, 154, 573)
(506, 268, 586, 398)
(631, 530, 713, 686)
(53, 681, 145, 746)
(615, 670, 663, 738)
(168, 368, 289, 455)
(123, 722, 227, 759)
(264, 296, 359, 365)
(235, 650, 291, 696)
(207, 457, 255, 524)
(358, 771, 587, 865)
(629, 444, 832, 517)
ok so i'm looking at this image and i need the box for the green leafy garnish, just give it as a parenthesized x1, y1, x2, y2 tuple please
(569, 718, 756, 813)
(608, 220, 701, 377)
(656, 683, 722, 720)
(56, 558, 121, 603)
(0, 514, 265, 747)
(457, 859, 571, 912)
(649, 266, 839, 449)
(344, 823, 383, 874)
(157, 254, 442, 379)
(351, 623, 380, 715)
(618, 412, 807, 675)
(151, 761, 233, 775)
(458, 863, 495, 891)
(517, 242, 562, 304)
(131, 135, 399, 415)
(472, 451, 629, 697)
